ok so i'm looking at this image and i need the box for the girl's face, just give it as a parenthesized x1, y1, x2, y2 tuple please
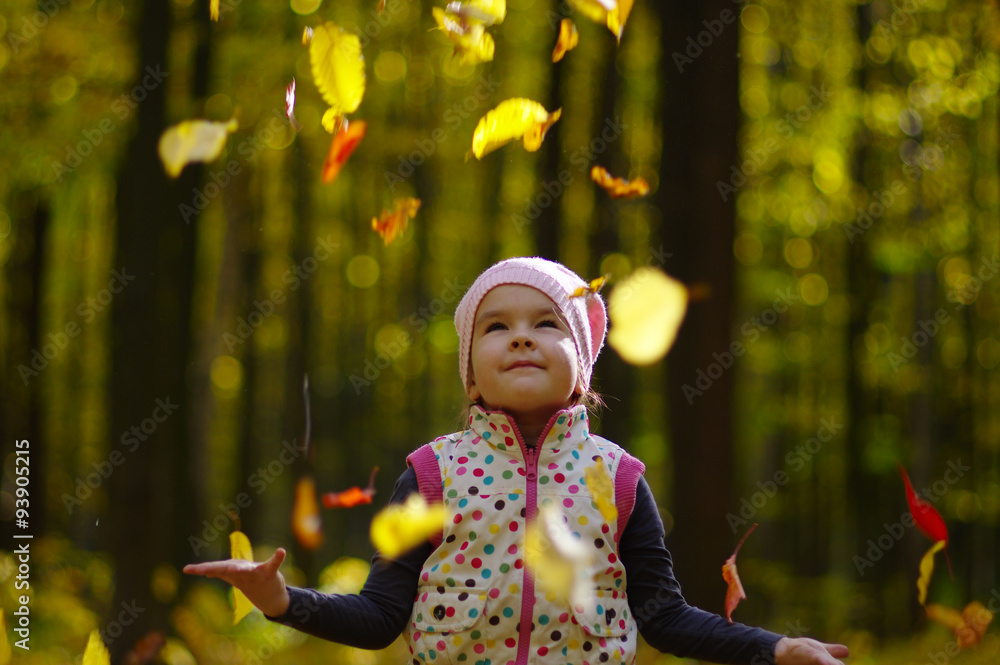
(467, 285, 584, 424)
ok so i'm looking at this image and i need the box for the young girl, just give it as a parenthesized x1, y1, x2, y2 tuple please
(185, 257, 849, 665)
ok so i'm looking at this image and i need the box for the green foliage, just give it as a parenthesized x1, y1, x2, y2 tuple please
(2, 0, 999, 657)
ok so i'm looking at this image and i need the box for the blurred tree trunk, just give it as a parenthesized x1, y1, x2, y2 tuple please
(106, 0, 211, 659)
(658, 0, 739, 613)
(3, 194, 48, 533)
(535, 42, 563, 260)
(288, 139, 316, 579)
(590, 55, 634, 444)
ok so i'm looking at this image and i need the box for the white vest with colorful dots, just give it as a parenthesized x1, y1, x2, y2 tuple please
(405, 404, 646, 665)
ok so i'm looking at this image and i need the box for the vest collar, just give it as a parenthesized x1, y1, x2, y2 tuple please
(467, 403, 591, 451)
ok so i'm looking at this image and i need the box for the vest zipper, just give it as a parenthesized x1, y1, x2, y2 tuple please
(516, 442, 538, 665)
(493, 410, 566, 665)
(511, 413, 560, 665)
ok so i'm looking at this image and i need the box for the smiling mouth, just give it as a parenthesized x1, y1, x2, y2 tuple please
(507, 361, 542, 370)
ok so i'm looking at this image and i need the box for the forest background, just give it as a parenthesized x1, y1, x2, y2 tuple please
(1, 0, 999, 663)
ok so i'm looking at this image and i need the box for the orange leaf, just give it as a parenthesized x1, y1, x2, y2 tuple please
(322, 119, 367, 184)
(926, 601, 993, 649)
(590, 165, 650, 199)
(323, 467, 380, 508)
(372, 197, 421, 245)
(292, 476, 323, 550)
(722, 523, 757, 624)
(123, 631, 166, 664)
(552, 19, 579, 62)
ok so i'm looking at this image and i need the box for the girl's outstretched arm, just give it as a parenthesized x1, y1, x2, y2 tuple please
(775, 637, 849, 665)
(619, 478, 849, 664)
(183, 547, 291, 617)
(183, 466, 431, 650)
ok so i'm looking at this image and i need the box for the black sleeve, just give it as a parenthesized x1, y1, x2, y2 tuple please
(620, 477, 783, 665)
(266, 466, 431, 649)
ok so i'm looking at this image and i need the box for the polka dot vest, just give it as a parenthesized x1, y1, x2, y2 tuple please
(405, 404, 646, 665)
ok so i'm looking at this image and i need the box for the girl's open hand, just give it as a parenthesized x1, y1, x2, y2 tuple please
(775, 637, 849, 665)
(183, 547, 291, 618)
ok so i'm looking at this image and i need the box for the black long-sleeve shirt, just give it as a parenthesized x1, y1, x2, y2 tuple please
(268, 467, 783, 664)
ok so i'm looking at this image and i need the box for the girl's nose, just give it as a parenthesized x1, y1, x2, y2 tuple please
(509, 331, 534, 349)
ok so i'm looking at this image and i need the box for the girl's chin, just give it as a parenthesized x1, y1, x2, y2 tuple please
(485, 397, 575, 416)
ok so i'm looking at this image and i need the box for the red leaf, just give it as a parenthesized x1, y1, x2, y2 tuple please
(722, 523, 757, 624)
(899, 464, 952, 578)
(322, 467, 379, 508)
(321, 119, 367, 184)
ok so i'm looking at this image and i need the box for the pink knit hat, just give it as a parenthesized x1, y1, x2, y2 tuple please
(454, 257, 608, 391)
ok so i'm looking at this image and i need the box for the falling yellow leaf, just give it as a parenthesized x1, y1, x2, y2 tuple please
(446, 0, 507, 24)
(566, 0, 616, 24)
(552, 19, 579, 62)
(319, 557, 371, 595)
(82, 630, 110, 665)
(158, 119, 238, 179)
(321, 108, 345, 134)
(606, 0, 633, 42)
(471, 98, 561, 159)
(309, 22, 366, 117)
(370, 494, 446, 558)
(570, 274, 610, 298)
(372, 197, 421, 245)
(433, 7, 495, 65)
(229, 530, 255, 625)
(210, 0, 220, 21)
(607, 268, 688, 365)
(525, 504, 593, 607)
(917, 539, 947, 606)
(926, 601, 993, 649)
(591, 165, 650, 199)
(292, 475, 324, 550)
(302, 26, 314, 45)
(584, 461, 618, 523)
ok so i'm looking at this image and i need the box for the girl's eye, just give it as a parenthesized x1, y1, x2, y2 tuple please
(538, 319, 558, 329)
(486, 322, 507, 332)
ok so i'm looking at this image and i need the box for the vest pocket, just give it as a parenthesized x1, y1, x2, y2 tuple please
(412, 587, 486, 634)
(409, 587, 490, 664)
(572, 589, 632, 637)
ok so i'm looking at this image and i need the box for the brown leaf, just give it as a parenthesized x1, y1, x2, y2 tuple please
(722, 523, 757, 624)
